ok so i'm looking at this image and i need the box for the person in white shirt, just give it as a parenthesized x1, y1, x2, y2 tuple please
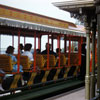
(22, 43, 33, 61)
(22, 43, 40, 73)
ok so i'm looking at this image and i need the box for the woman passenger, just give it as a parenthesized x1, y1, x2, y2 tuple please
(6, 46, 23, 72)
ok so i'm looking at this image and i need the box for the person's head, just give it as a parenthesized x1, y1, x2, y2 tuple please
(6, 46, 15, 54)
(19, 44, 24, 50)
(36, 49, 40, 54)
(45, 43, 51, 50)
(24, 43, 32, 51)
(56, 48, 61, 53)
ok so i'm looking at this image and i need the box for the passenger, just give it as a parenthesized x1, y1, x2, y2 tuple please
(56, 48, 61, 59)
(6, 46, 23, 72)
(80, 43, 86, 80)
(19, 43, 24, 54)
(22, 43, 33, 61)
(22, 44, 40, 74)
(36, 49, 41, 54)
(56, 48, 61, 54)
(56, 48, 66, 67)
(31, 49, 34, 54)
(41, 43, 57, 57)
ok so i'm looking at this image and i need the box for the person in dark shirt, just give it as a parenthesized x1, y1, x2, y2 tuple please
(36, 49, 41, 54)
(80, 43, 86, 80)
(56, 48, 61, 54)
(41, 43, 57, 57)
(19, 44, 24, 54)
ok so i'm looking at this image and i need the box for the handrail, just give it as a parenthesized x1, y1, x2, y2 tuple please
(90, 95, 100, 100)
(90, 89, 100, 100)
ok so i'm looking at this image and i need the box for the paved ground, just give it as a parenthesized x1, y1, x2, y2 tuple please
(45, 87, 85, 100)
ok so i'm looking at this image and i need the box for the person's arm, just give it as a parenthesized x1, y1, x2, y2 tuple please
(11, 55, 17, 65)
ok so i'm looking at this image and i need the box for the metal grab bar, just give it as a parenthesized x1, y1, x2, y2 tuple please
(90, 95, 100, 100)
(90, 89, 100, 100)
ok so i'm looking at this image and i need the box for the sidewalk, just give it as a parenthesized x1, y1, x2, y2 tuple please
(45, 87, 85, 100)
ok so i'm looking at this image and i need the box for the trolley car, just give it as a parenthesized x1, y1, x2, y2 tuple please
(0, 4, 86, 98)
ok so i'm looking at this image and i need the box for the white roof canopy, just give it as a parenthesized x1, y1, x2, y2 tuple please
(53, 0, 95, 14)
(53, 0, 95, 8)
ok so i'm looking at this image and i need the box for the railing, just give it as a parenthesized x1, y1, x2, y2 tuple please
(90, 95, 100, 100)
(90, 89, 100, 100)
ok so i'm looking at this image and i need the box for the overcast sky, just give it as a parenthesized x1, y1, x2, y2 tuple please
(0, 0, 75, 23)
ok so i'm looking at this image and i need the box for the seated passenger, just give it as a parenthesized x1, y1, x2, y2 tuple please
(56, 48, 61, 55)
(19, 43, 24, 54)
(41, 43, 57, 57)
(22, 44, 40, 73)
(6, 46, 23, 72)
(31, 49, 34, 54)
(36, 49, 41, 54)
(56, 48, 61, 59)
(22, 43, 33, 61)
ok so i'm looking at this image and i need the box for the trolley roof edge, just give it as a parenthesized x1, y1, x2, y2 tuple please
(0, 17, 86, 37)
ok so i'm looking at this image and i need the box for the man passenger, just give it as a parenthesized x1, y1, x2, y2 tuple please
(41, 43, 57, 57)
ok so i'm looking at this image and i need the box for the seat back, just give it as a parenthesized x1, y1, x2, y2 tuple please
(36, 54, 46, 69)
(20, 56, 31, 70)
(66, 53, 79, 66)
(15, 55, 31, 70)
(0, 55, 13, 72)
(43, 54, 57, 67)
(60, 54, 67, 66)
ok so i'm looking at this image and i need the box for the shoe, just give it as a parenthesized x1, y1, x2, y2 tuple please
(22, 80, 27, 86)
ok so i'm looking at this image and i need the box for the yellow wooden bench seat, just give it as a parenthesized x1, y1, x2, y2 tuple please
(20, 56, 32, 70)
(66, 53, 79, 66)
(36, 54, 46, 69)
(60, 54, 67, 66)
(14, 55, 32, 71)
(0, 54, 13, 72)
(16, 54, 46, 71)
(43, 54, 57, 67)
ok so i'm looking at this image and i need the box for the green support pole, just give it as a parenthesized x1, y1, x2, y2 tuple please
(91, 21, 96, 98)
(85, 26, 90, 100)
